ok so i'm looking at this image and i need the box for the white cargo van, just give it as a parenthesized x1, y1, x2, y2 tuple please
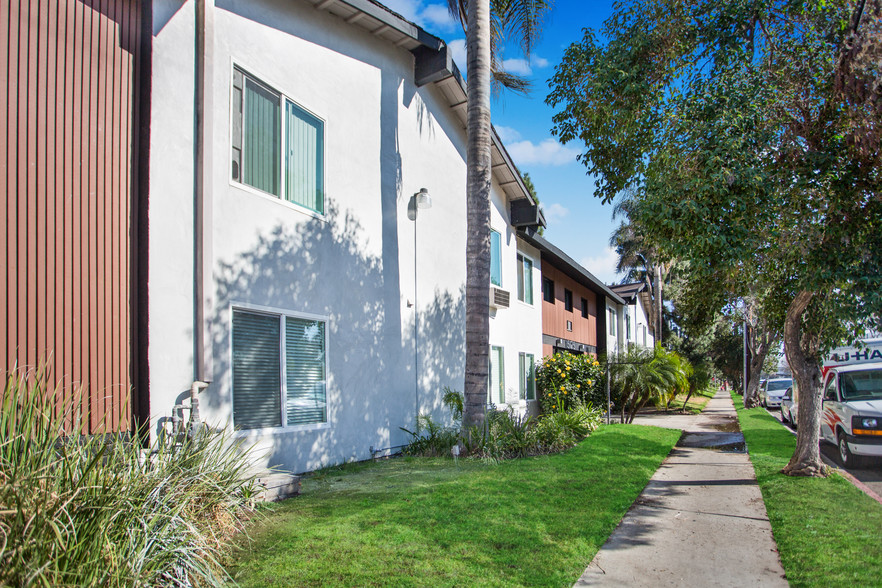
(786, 338, 882, 468)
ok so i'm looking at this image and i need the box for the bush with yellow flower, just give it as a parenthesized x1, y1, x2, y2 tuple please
(535, 351, 603, 413)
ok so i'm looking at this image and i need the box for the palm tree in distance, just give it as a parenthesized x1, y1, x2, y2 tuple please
(445, 0, 552, 432)
(609, 193, 672, 344)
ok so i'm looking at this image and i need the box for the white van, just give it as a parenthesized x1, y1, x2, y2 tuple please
(786, 339, 882, 468)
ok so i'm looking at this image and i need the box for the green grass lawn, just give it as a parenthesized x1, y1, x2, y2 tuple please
(664, 387, 716, 414)
(230, 425, 680, 587)
(731, 392, 882, 587)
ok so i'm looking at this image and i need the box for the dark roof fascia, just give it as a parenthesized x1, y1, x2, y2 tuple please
(610, 282, 646, 304)
(518, 230, 627, 305)
(339, 0, 444, 50)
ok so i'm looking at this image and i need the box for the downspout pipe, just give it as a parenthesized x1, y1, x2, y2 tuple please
(194, 0, 214, 383)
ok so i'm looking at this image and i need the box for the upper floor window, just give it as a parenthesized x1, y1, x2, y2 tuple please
(625, 312, 631, 340)
(542, 277, 555, 303)
(231, 67, 325, 215)
(608, 308, 617, 336)
(564, 289, 573, 312)
(517, 253, 534, 304)
(490, 230, 502, 286)
(581, 297, 589, 319)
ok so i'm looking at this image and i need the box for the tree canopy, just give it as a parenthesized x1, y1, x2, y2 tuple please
(548, 0, 882, 475)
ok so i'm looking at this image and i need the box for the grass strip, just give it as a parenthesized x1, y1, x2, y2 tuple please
(231, 425, 680, 587)
(731, 392, 882, 587)
(664, 387, 716, 414)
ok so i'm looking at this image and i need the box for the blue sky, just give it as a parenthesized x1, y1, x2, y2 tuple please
(382, 0, 623, 284)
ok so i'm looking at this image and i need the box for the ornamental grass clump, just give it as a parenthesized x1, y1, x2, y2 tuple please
(535, 352, 604, 413)
(0, 367, 258, 587)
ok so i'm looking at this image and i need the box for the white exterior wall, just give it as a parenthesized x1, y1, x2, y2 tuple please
(604, 296, 622, 356)
(487, 204, 543, 415)
(632, 298, 655, 350)
(148, 0, 542, 473)
(149, 0, 200, 427)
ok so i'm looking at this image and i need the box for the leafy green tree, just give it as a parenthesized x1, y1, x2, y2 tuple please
(447, 0, 552, 432)
(548, 0, 882, 476)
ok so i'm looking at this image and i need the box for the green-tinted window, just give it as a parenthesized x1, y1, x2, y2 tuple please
(232, 310, 281, 429)
(490, 346, 505, 404)
(490, 230, 502, 286)
(285, 101, 324, 214)
(285, 317, 327, 426)
(243, 77, 281, 196)
(517, 253, 533, 304)
(232, 67, 325, 214)
(519, 352, 535, 401)
(232, 309, 327, 430)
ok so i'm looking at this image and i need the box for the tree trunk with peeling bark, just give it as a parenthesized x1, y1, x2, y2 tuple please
(743, 308, 780, 408)
(462, 0, 492, 433)
(782, 290, 827, 477)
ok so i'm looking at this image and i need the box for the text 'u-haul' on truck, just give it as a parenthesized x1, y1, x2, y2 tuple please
(816, 339, 882, 468)
(786, 338, 882, 468)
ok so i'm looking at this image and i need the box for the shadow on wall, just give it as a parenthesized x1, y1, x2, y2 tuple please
(204, 204, 464, 473)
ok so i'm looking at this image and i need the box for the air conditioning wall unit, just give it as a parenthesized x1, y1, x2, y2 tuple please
(490, 287, 510, 309)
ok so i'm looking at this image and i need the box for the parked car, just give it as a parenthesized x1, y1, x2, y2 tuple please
(761, 377, 793, 408)
(780, 386, 796, 428)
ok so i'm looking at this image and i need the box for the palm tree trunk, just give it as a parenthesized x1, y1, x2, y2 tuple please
(462, 0, 492, 432)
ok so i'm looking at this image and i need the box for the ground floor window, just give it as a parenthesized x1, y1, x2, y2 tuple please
(489, 346, 505, 404)
(519, 352, 536, 401)
(232, 308, 327, 430)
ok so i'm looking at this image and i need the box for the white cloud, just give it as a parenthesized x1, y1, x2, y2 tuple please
(580, 247, 620, 286)
(501, 55, 550, 76)
(506, 138, 580, 166)
(494, 125, 522, 143)
(542, 203, 569, 224)
(382, 0, 458, 32)
(421, 4, 458, 31)
(447, 39, 467, 69)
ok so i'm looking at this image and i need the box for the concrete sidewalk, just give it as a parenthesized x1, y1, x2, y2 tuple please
(575, 390, 788, 587)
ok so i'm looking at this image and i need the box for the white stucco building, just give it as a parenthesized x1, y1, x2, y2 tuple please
(606, 282, 657, 354)
(148, 0, 544, 473)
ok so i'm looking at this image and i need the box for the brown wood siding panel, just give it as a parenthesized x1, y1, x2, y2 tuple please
(541, 264, 599, 352)
(1, 0, 140, 434)
(1, 2, 10, 372)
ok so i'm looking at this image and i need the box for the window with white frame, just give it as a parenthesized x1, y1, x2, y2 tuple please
(608, 308, 617, 336)
(516, 253, 533, 304)
(490, 230, 502, 286)
(489, 345, 505, 404)
(519, 352, 535, 400)
(625, 311, 631, 341)
(232, 308, 327, 429)
(231, 67, 325, 214)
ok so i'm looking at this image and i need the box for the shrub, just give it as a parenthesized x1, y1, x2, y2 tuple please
(401, 414, 460, 457)
(0, 368, 258, 587)
(403, 388, 603, 461)
(536, 352, 603, 413)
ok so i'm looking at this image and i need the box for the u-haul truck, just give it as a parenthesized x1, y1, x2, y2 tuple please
(817, 339, 882, 468)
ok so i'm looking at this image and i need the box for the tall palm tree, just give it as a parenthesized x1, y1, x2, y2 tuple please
(609, 194, 672, 343)
(447, 0, 551, 431)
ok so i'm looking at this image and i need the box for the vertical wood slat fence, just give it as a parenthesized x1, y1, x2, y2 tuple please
(1, 0, 141, 434)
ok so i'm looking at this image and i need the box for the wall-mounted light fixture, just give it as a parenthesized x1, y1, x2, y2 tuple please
(407, 188, 432, 220)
